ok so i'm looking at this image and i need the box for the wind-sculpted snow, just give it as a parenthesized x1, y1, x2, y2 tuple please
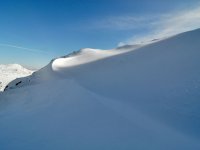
(1, 29, 200, 149)
(4, 47, 133, 90)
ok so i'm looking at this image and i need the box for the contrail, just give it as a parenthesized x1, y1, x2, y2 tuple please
(0, 43, 51, 54)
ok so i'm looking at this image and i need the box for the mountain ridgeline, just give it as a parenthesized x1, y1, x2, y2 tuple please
(1, 29, 200, 150)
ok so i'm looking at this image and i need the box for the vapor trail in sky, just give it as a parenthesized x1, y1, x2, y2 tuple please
(0, 43, 49, 55)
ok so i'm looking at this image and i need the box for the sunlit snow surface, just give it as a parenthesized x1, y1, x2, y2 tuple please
(0, 29, 200, 150)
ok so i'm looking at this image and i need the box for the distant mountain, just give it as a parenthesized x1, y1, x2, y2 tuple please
(1, 29, 200, 150)
(0, 64, 33, 91)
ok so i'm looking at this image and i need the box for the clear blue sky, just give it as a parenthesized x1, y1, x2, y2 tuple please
(0, 0, 199, 68)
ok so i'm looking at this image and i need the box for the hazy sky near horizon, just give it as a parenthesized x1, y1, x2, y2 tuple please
(0, 0, 200, 68)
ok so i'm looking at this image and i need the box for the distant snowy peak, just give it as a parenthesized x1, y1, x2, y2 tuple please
(0, 64, 32, 74)
(0, 64, 33, 91)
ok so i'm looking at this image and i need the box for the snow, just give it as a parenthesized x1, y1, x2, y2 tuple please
(0, 64, 33, 91)
(1, 29, 200, 149)
(52, 48, 130, 70)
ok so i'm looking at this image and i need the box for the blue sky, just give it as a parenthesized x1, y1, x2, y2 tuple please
(0, 0, 200, 68)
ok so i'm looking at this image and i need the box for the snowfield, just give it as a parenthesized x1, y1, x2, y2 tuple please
(0, 64, 33, 91)
(0, 29, 200, 149)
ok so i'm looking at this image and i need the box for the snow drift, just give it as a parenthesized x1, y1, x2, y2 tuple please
(1, 29, 200, 150)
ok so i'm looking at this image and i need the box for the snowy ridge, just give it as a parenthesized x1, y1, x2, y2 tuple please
(52, 48, 129, 70)
(1, 29, 200, 149)
(4, 46, 138, 90)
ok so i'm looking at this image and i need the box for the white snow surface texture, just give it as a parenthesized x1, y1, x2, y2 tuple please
(0, 29, 200, 150)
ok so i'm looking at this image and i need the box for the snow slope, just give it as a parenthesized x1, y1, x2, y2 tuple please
(0, 64, 33, 91)
(1, 29, 200, 149)
(4, 46, 138, 90)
